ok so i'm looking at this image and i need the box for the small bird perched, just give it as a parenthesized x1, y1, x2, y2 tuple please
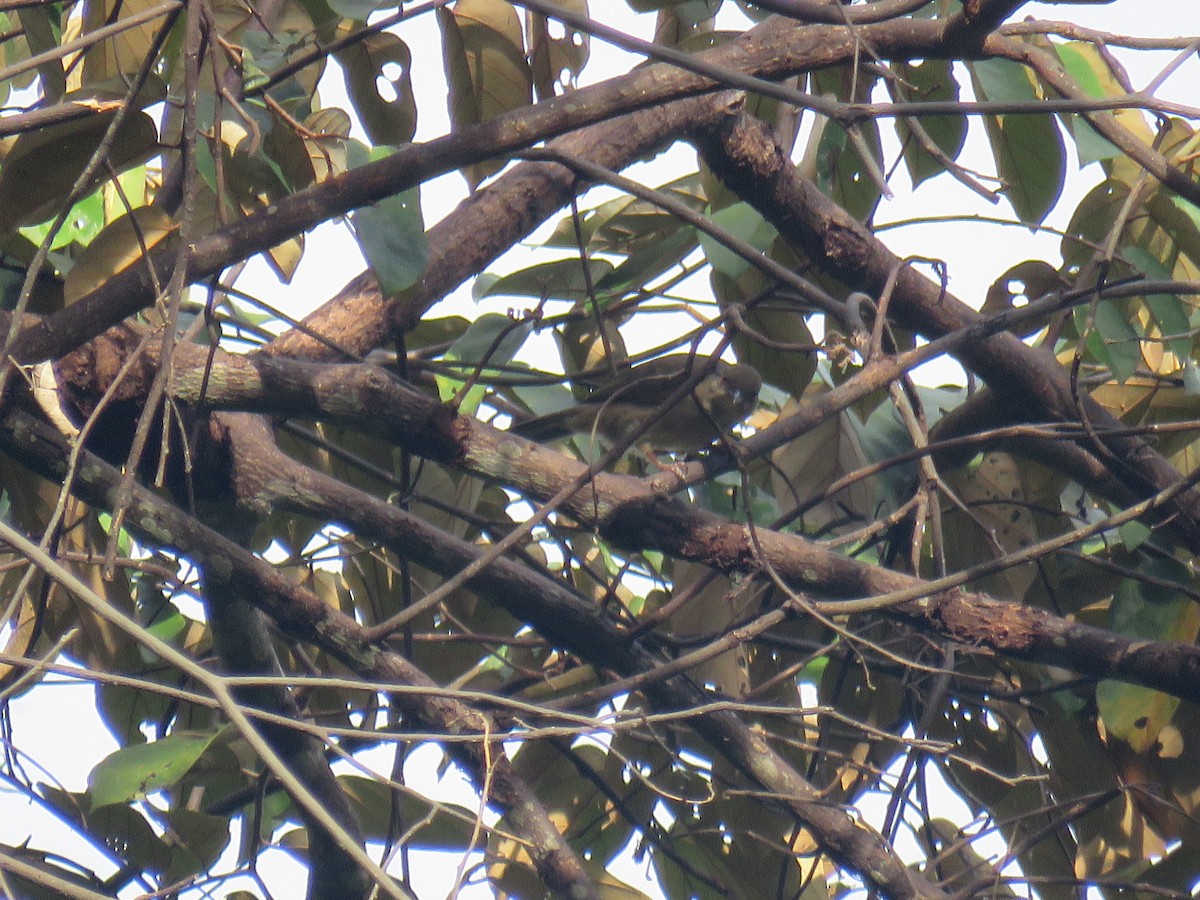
(512, 355, 761, 451)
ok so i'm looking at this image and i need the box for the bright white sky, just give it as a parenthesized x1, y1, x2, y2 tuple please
(5, 2, 1199, 899)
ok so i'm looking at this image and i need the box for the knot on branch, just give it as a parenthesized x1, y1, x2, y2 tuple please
(927, 589, 1037, 652)
(54, 322, 155, 412)
(602, 493, 757, 576)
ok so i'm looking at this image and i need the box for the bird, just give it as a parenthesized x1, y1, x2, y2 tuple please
(511, 355, 761, 452)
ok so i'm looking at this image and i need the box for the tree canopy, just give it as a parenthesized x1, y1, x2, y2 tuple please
(4, 0, 1200, 898)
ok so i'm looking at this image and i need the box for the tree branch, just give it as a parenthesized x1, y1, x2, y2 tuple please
(13, 8, 1037, 365)
(687, 98, 1200, 552)
(52, 329, 1200, 710)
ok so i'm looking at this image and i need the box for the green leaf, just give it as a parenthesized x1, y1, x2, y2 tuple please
(348, 146, 427, 296)
(969, 58, 1066, 223)
(1097, 559, 1200, 752)
(80, 0, 165, 84)
(544, 173, 705, 256)
(1055, 41, 1153, 168)
(88, 804, 172, 873)
(89, 733, 216, 808)
(894, 59, 968, 186)
(440, 313, 535, 408)
(17, 6, 64, 102)
(830, 123, 885, 221)
(161, 808, 230, 882)
(1076, 301, 1139, 383)
(445, 313, 532, 368)
(19, 189, 106, 253)
(1061, 179, 1128, 269)
(1121, 246, 1192, 360)
(594, 225, 697, 297)
(477, 257, 615, 303)
(1117, 520, 1150, 550)
(698, 201, 777, 278)
(0, 12, 30, 105)
(63, 206, 178, 304)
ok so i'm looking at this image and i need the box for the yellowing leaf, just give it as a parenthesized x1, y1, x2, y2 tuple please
(969, 57, 1066, 224)
(0, 110, 156, 235)
(64, 206, 178, 304)
(1098, 560, 1200, 753)
(89, 733, 216, 807)
(438, 0, 532, 188)
(1056, 41, 1153, 167)
(81, 0, 170, 84)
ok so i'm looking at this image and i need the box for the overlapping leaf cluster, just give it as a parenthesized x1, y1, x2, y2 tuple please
(1, 1, 1200, 899)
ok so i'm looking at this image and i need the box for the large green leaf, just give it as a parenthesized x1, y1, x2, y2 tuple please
(1075, 298, 1140, 383)
(89, 733, 217, 808)
(893, 59, 968, 186)
(697, 201, 777, 278)
(349, 145, 428, 296)
(969, 57, 1066, 224)
(1122, 246, 1192, 361)
(477, 257, 616, 304)
(544, 173, 706, 255)
(439, 312, 535, 409)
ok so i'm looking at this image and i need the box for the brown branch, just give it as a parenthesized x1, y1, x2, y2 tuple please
(0, 101, 111, 138)
(266, 91, 726, 360)
(14, 7, 1035, 366)
(3, 392, 944, 899)
(52, 330, 1200, 708)
(686, 98, 1200, 553)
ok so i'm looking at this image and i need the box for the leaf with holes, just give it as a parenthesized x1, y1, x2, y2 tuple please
(338, 32, 417, 147)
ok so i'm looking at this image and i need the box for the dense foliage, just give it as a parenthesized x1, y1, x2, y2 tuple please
(2, 0, 1200, 898)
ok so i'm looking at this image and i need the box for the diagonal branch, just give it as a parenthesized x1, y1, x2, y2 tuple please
(14, 5, 1085, 366)
(53, 328, 1200, 711)
(0, 400, 946, 900)
(687, 98, 1200, 553)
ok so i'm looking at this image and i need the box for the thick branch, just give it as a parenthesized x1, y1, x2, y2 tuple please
(53, 333, 1200, 708)
(1, 398, 943, 900)
(688, 99, 1200, 552)
(15, 9, 1055, 365)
